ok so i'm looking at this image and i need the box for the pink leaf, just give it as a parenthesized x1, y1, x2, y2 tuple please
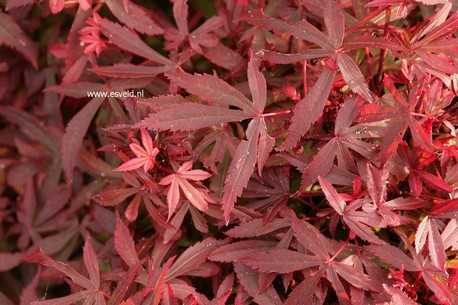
(138, 103, 249, 132)
(164, 178, 180, 219)
(201, 43, 245, 71)
(177, 177, 208, 211)
(171, 0, 189, 35)
(93, 188, 137, 206)
(418, 171, 452, 193)
(324, 0, 344, 48)
(62, 97, 105, 184)
(166, 71, 257, 114)
(166, 238, 227, 280)
(209, 240, 277, 263)
(240, 249, 323, 273)
(318, 176, 345, 215)
(225, 218, 291, 238)
(115, 216, 140, 267)
(234, 263, 283, 305)
(284, 267, 325, 305)
(243, 9, 333, 50)
(256, 119, 275, 176)
(78, 0, 91, 10)
(92, 63, 174, 78)
(105, 0, 164, 35)
(279, 68, 335, 150)
(48, 0, 64, 14)
(100, 19, 173, 66)
(302, 139, 338, 187)
(291, 216, 331, 259)
(83, 235, 100, 287)
(336, 52, 373, 102)
(26, 248, 94, 290)
(365, 244, 421, 272)
(152, 256, 175, 305)
(222, 122, 258, 223)
(262, 49, 333, 64)
(247, 53, 266, 113)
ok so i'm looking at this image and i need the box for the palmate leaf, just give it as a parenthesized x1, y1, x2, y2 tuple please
(159, 161, 212, 219)
(139, 56, 273, 224)
(234, 263, 283, 305)
(366, 233, 454, 304)
(27, 235, 106, 305)
(360, 76, 433, 164)
(415, 216, 447, 270)
(244, 1, 374, 106)
(319, 176, 385, 244)
(249, 3, 378, 150)
(299, 95, 377, 188)
(243, 167, 291, 224)
(165, 0, 223, 54)
(236, 215, 379, 302)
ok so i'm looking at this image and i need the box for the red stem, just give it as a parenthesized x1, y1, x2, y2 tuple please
(365, 47, 373, 77)
(154, 162, 175, 174)
(261, 109, 292, 117)
(376, 7, 391, 94)
(329, 235, 351, 262)
(303, 61, 308, 95)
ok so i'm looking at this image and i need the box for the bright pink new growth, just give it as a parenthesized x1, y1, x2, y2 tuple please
(115, 128, 159, 172)
(159, 161, 212, 219)
(80, 13, 107, 57)
(48, 0, 64, 14)
(78, 0, 92, 11)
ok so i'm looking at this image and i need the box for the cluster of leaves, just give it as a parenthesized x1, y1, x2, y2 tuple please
(1, 0, 458, 304)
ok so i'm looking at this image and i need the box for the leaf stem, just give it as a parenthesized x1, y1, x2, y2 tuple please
(376, 7, 391, 94)
(329, 235, 351, 262)
(365, 47, 373, 77)
(261, 109, 292, 117)
(303, 61, 308, 95)
(154, 162, 175, 174)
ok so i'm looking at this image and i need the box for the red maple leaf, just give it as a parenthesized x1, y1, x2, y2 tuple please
(159, 161, 212, 219)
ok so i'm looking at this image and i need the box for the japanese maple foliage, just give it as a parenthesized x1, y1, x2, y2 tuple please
(1, 0, 458, 304)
